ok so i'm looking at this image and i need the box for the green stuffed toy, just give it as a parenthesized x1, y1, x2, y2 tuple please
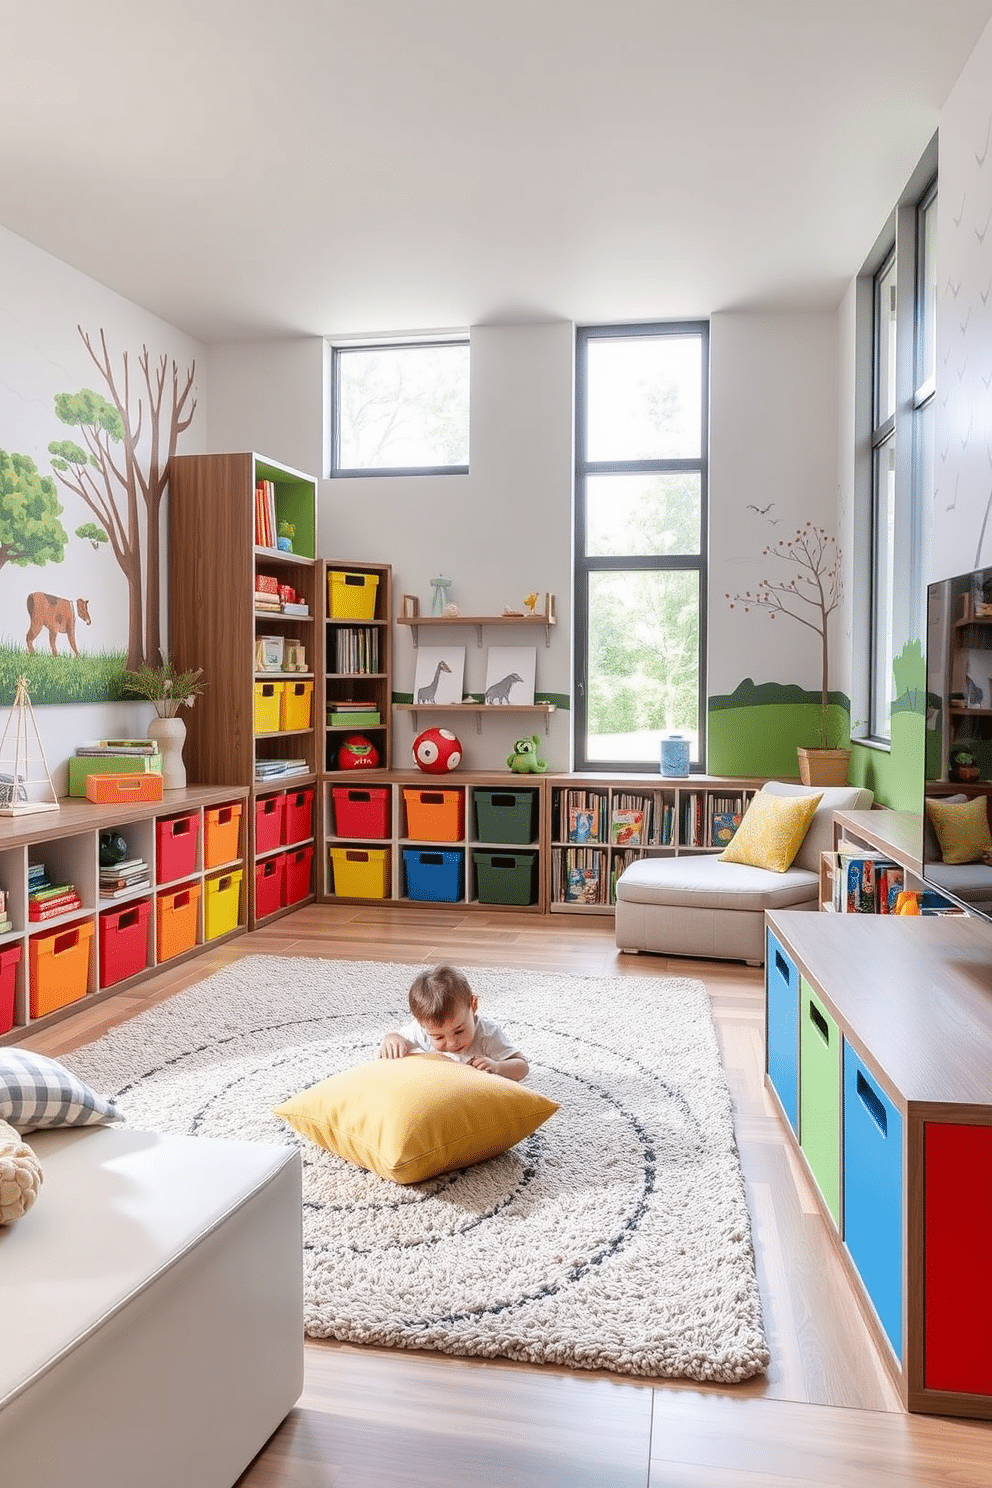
(507, 735, 547, 773)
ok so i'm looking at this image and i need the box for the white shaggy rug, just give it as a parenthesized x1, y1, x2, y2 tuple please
(68, 956, 769, 1382)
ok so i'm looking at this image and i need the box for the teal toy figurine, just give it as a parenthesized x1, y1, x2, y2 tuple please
(507, 735, 547, 773)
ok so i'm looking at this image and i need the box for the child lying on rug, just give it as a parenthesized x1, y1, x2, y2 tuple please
(379, 964, 529, 1081)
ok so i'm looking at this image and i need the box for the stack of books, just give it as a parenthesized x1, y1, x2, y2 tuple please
(254, 479, 278, 548)
(327, 700, 381, 728)
(75, 738, 157, 760)
(255, 574, 282, 613)
(0, 887, 12, 935)
(28, 863, 82, 921)
(255, 758, 309, 780)
(100, 857, 151, 899)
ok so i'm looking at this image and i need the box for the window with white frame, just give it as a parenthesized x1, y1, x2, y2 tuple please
(331, 339, 470, 475)
(574, 322, 708, 772)
(864, 158, 935, 744)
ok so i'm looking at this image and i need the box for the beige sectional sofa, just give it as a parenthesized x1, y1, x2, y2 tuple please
(0, 1124, 303, 1488)
(614, 782, 874, 963)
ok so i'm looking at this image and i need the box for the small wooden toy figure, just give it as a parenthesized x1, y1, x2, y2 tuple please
(430, 575, 452, 616)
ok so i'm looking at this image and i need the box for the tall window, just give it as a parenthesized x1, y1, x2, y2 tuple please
(574, 323, 708, 771)
(866, 167, 935, 743)
(331, 339, 470, 476)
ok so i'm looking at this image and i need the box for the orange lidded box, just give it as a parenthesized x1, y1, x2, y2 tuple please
(86, 772, 164, 804)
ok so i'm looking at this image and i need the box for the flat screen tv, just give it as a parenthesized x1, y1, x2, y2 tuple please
(923, 566, 992, 917)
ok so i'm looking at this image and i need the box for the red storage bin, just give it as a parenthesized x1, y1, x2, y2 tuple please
(255, 855, 285, 919)
(284, 845, 314, 906)
(332, 786, 389, 839)
(99, 898, 151, 988)
(283, 787, 315, 845)
(0, 943, 22, 1034)
(156, 812, 200, 883)
(255, 792, 286, 853)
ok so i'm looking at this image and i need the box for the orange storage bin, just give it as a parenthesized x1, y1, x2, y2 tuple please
(280, 679, 313, 731)
(284, 845, 314, 905)
(403, 788, 464, 842)
(283, 787, 314, 845)
(29, 918, 94, 1017)
(156, 811, 200, 882)
(255, 855, 285, 919)
(156, 883, 201, 963)
(99, 898, 151, 988)
(0, 943, 22, 1034)
(255, 792, 286, 853)
(86, 772, 164, 804)
(204, 801, 243, 868)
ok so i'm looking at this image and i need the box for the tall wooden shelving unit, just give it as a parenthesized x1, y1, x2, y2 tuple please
(168, 453, 321, 925)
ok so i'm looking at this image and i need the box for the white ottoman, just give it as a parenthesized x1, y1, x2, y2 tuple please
(0, 1125, 303, 1488)
(614, 781, 874, 964)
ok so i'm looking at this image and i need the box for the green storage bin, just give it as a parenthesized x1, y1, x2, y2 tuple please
(473, 849, 539, 906)
(68, 753, 162, 797)
(799, 977, 842, 1228)
(473, 788, 539, 844)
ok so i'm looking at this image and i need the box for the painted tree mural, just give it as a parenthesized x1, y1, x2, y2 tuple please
(726, 522, 843, 747)
(0, 449, 68, 573)
(47, 328, 196, 670)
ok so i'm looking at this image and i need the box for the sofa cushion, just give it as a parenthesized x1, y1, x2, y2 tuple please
(0, 1050, 122, 1134)
(718, 791, 821, 872)
(759, 781, 875, 873)
(613, 854, 819, 912)
(925, 794, 992, 864)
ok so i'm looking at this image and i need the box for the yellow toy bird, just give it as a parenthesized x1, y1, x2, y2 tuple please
(523, 591, 539, 614)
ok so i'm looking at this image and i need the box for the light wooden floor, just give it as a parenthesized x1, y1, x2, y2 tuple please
(22, 904, 992, 1486)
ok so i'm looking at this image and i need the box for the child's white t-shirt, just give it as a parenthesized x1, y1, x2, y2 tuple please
(401, 1013, 522, 1064)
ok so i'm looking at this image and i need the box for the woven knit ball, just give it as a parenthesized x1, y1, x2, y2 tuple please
(0, 1116, 42, 1224)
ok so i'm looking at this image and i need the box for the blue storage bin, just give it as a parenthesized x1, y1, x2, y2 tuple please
(843, 1043, 903, 1359)
(403, 847, 464, 903)
(765, 929, 799, 1134)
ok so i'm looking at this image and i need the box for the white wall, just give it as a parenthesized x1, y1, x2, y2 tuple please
(708, 310, 842, 698)
(0, 224, 206, 792)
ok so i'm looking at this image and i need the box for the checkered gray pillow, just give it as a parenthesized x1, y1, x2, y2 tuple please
(0, 1050, 122, 1133)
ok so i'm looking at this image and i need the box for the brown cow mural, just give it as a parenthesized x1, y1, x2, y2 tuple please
(25, 593, 92, 656)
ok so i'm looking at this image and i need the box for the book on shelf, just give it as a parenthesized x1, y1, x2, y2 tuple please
(255, 759, 309, 779)
(29, 894, 82, 920)
(0, 918, 12, 935)
(610, 808, 645, 846)
(254, 479, 277, 548)
(563, 848, 607, 904)
(834, 847, 899, 913)
(101, 879, 151, 899)
(281, 601, 310, 617)
(328, 710, 380, 728)
(29, 882, 77, 902)
(76, 738, 157, 756)
(98, 857, 145, 875)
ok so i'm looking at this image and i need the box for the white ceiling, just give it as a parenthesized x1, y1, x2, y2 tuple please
(2, 0, 991, 344)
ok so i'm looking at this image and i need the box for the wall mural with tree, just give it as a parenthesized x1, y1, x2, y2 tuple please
(0, 323, 198, 704)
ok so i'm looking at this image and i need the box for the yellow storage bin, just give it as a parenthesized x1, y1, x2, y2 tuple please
(280, 679, 313, 731)
(328, 570, 379, 620)
(254, 680, 285, 733)
(204, 869, 243, 940)
(329, 846, 389, 899)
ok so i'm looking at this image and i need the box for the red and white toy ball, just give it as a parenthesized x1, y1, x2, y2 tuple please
(412, 726, 462, 774)
(338, 734, 380, 770)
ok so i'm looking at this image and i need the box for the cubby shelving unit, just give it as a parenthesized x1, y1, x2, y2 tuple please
(168, 452, 321, 925)
(323, 560, 392, 775)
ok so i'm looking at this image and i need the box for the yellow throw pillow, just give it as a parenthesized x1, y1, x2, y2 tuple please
(925, 795, 992, 865)
(273, 1053, 558, 1185)
(718, 790, 822, 873)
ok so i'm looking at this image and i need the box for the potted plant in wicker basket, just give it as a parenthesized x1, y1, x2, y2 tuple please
(727, 522, 850, 786)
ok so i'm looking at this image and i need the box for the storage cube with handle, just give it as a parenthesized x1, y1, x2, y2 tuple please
(765, 929, 799, 1135)
(799, 979, 842, 1228)
(29, 919, 94, 1017)
(843, 1043, 903, 1359)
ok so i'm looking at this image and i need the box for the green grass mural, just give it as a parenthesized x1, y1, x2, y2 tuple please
(0, 640, 127, 707)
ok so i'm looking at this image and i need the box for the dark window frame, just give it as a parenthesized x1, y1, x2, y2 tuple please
(330, 337, 470, 478)
(573, 320, 709, 774)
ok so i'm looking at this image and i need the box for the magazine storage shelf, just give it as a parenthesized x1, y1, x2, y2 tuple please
(548, 775, 763, 912)
(765, 909, 992, 1419)
(168, 451, 321, 926)
(0, 786, 248, 1042)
